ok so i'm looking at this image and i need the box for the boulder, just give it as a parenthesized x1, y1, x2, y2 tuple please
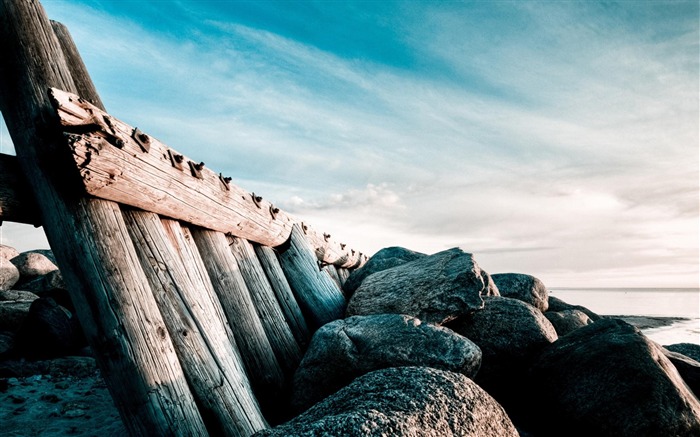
(0, 258, 20, 291)
(0, 289, 40, 302)
(10, 251, 58, 280)
(547, 295, 601, 321)
(0, 301, 33, 332)
(663, 348, 700, 398)
(255, 366, 518, 437)
(342, 246, 426, 297)
(0, 331, 14, 355)
(666, 343, 700, 363)
(16, 269, 65, 294)
(0, 245, 19, 261)
(447, 296, 557, 425)
(291, 314, 482, 412)
(491, 273, 548, 312)
(347, 248, 486, 324)
(544, 309, 592, 336)
(481, 270, 500, 296)
(530, 318, 700, 437)
(12, 297, 84, 360)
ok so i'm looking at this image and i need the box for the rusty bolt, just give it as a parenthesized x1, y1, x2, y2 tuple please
(114, 138, 125, 148)
(223, 176, 232, 183)
(174, 154, 184, 163)
(323, 233, 331, 241)
(193, 162, 205, 170)
(340, 243, 346, 250)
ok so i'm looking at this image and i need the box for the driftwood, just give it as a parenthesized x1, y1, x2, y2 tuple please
(323, 264, 343, 290)
(229, 236, 302, 376)
(0, 153, 41, 225)
(277, 224, 347, 331)
(0, 1, 207, 434)
(254, 244, 311, 349)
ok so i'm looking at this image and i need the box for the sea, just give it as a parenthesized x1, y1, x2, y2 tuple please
(548, 288, 700, 346)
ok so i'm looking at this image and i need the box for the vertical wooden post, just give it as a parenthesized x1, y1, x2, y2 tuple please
(323, 264, 343, 290)
(124, 211, 267, 436)
(0, 1, 206, 434)
(277, 224, 346, 331)
(229, 236, 302, 376)
(254, 244, 311, 350)
(191, 228, 286, 422)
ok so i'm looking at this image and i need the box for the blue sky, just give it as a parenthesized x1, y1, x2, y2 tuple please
(1, 0, 697, 288)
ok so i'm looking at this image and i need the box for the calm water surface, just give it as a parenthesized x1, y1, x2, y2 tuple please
(548, 288, 700, 346)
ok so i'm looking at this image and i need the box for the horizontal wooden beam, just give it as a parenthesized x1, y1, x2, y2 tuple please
(0, 153, 42, 225)
(49, 88, 367, 267)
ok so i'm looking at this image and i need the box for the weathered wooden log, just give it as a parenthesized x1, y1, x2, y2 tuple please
(254, 244, 311, 350)
(323, 264, 343, 291)
(301, 223, 367, 268)
(0, 2, 206, 434)
(228, 236, 302, 376)
(277, 224, 347, 331)
(124, 210, 267, 436)
(191, 228, 286, 422)
(0, 153, 41, 225)
(336, 267, 351, 286)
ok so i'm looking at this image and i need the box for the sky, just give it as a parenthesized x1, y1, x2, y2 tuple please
(0, 0, 697, 288)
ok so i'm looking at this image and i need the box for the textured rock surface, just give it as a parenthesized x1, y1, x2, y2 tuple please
(447, 296, 557, 425)
(10, 252, 58, 281)
(544, 309, 592, 336)
(347, 248, 486, 324)
(666, 343, 700, 363)
(547, 295, 601, 321)
(491, 273, 548, 312)
(342, 246, 426, 297)
(13, 298, 84, 360)
(291, 314, 482, 412)
(0, 258, 20, 291)
(663, 348, 700, 398)
(530, 318, 700, 437)
(0, 301, 33, 332)
(256, 367, 518, 437)
(0, 245, 20, 261)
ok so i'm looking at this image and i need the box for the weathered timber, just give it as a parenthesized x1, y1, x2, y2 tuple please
(277, 224, 347, 331)
(0, 2, 207, 435)
(0, 153, 41, 225)
(337, 267, 350, 286)
(124, 210, 267, 436)
(323, 264, 343, 291)
(191, 228, 286, 423)
(228, 236, 302, 376)
(48, 88, 366, 268)
(254, 244, 311, 350)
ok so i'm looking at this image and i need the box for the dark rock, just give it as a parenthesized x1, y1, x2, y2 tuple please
(342, 246, 426, 297)
(0, 290, 39, 302)
(13, 297, 84, 359)
(663, 348, 700, 398)
(447, 296, 557, 426)
(544, 309, 592, 336)
(0, 356, 98, 378)
(491, 273, 548, 312)
(16, 269, 65, 294)
(0, 331, 15, 355)
(291, 314, 482, 412)
(530, 318, 700, 437)
(0, 301, 33, 332)
(0, 245, 20, 261)
(0, 258, 20, 291)
(481, 269, 500, 296)
(10, 251, 58, 281)
(547, 295, 601, 321)
(347, 248, 486, 325)
(255, 366, 518, 437)
(666, 343, 700, 363)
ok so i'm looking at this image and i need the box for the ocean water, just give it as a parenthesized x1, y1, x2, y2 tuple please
(548, 288, 700, 346)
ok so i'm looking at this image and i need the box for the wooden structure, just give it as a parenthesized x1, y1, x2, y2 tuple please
(0, 1, 367, 435)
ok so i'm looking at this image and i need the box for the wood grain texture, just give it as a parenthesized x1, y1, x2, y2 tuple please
(323, 264, 343, 291)
(0, 3, 206, 434)
(0, 153, 41, 225)
(254, 244, 311, 350)
(277, 224, 347, 332)
(191, 228, 286, 423)
(228, 236, 302, 376)
(124, 210, 267, 436)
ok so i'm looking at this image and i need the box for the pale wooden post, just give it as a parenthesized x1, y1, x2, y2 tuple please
(191, 228, 286, 422)
(229, 236, 302, 376)
(254, 244, 311, 349)
(0, 1, 206, 434)
(277, 224, 346, 331)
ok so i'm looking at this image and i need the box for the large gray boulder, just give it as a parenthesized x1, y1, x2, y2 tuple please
(544, 309, 592, 336)
(256, 366, 518, 437)
(547, 295, 601, 321)
(663, 348, 700, 398)
(342, 246, 426, 297)
(10, 251, 58, 280)
(0, 301, 33, 332)
(291, 314, 482, 412)
(530, 318, 700, 437)
(0, 257, 20, 291)
(666, 343, 700, 363)
(347, 248, 486, 325)
(0, 244, 20, 261)
(491, 273, 548, 312)
(447, 296, 557, 425)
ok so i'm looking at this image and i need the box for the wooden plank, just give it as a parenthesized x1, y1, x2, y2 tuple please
(47, 88, 366, 266)
(323, 264, 343, 291)
(228, 236, 302, 376)
(298, 222, 367, 268)
(0, 153, 41, 225)
(337, 267, 350, 286)
(277, 224, 347, 331)
(124, 210, 267, 436)
(254, 244, 311, 350)
(191, 228, 286, 423)
(0, 2, 207, 434)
